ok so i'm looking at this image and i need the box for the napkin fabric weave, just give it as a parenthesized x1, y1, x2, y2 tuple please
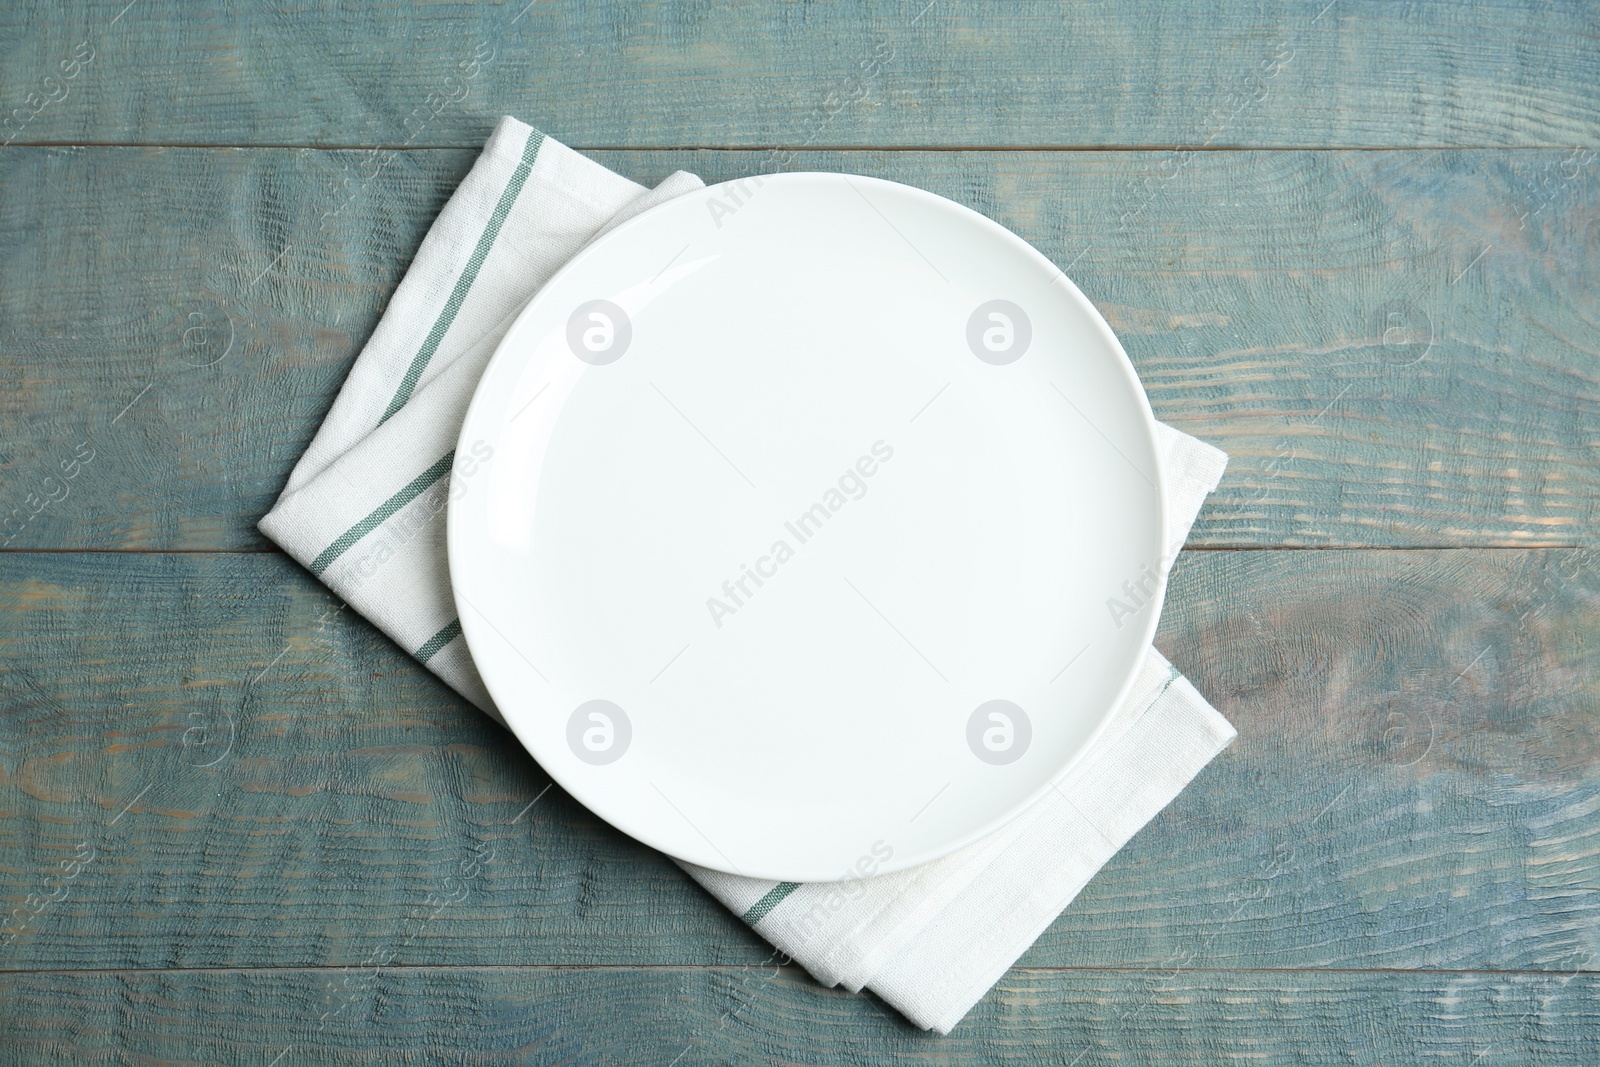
(259, 116, 1235, 1033)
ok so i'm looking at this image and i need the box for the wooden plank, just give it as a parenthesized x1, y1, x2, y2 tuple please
(1, 548, 1595, 973)
(2, 146, 1596, 550)
(0, 965, 1594, 1063)
(0, 1, 1596, 149)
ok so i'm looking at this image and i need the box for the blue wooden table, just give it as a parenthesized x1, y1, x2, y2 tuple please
(2, 1, 1597, 1062)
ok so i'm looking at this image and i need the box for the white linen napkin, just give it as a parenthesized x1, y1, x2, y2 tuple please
(259, 116, 1236, 1033)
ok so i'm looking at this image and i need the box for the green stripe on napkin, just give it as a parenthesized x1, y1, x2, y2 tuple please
(416, 618, 464, 663)
(309, 450, 455, 575)
(378, 130, 545, 424)
(742, 881, 802, 925)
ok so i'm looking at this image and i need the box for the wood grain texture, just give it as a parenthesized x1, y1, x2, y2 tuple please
(0, 966, 1595, 1064)
(1, 549, 1595, 974)
(2, 2, 1597, 1055)
(0, 1, 1597, 149)
(3, 146, 1597, 550)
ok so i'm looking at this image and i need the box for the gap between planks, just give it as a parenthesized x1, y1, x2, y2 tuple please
(3, 142, 1596, 153)
(0, 546, 1583, 555)
(0, 964, 1595, 978)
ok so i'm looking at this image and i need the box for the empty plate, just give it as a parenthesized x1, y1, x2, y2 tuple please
(449, 173, 1166, 881)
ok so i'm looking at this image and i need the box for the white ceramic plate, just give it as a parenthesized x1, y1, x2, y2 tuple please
(450, 173, 1166, 882)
